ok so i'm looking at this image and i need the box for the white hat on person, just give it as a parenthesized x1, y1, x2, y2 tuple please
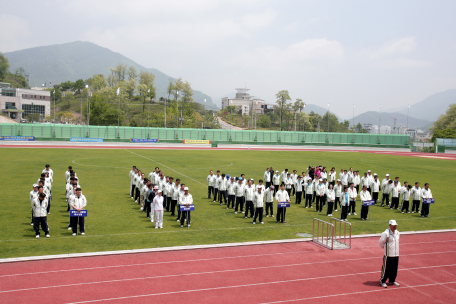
(158, 190, 162, 193)
(389, 220, 398, 226)
(184, 187, 189, 190)
(386, 173, 390, 176)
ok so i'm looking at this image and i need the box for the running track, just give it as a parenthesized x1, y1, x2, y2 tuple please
(1, 232, 455, 303)
(1, 143, 456, 160)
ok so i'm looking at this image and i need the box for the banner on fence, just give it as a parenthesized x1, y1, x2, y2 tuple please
(183, 139, 211, 144)
(0, 136, 35, 141)
(179, 204, 195, 211)
(130, 138, 159, 143)
(70, 137, 103, 142)
(70, 210, 88, 217)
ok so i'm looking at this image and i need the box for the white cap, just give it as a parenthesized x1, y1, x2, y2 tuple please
(250, 178, 254, 181)
(389, 219, 398, 226)
(33, 184, 38, 187)
(319, 178, 322, 181)
(337, 179, 341, 182)
(276, 170, 279, 172)
(374, 173, 378, 176)
(184, 187, 189, 190)
(368, 170, 371, 172)
(386, 174, 390, 176)
(154, 186, 159, 189)
(158, 190, 162, 193)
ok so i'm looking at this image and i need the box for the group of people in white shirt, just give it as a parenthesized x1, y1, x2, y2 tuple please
(65, 165, 87, 236)
(207, 166, 434, 222)
(29, 164, 53, 238)
(129, 166, 194, 228)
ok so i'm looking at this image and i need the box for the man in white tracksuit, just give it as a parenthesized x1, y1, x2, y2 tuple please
(234, 178, 245, 214)
(179, 187, 193, 227)
(410, 182, 422, 213)
(264, 185, 275, 217)
(70, 187, 87, 236)
(30, 184, 38, 225)
(264, 168, 271, 188)
(213, 171, 221, 203)
(305, 178, 313, 208)
(379, 220, 400, 288)
(275, 184, 291, 223)
(207, 170, 216, 199)
(33, 193, 50, 238)
(227, 177, 236, 209)
(244, 179, 256, 219)
(129, 166, 136, 198)
(315, 179, 326, 212)
(253, 187, 265, 224)
(153, 190, 164, 229)
(348, 183, 358, 215)
(420, 183, 433, 217)
(218, 174, 228, 206)
(360, 185, 372, 220)
(273, 171, 281, 195)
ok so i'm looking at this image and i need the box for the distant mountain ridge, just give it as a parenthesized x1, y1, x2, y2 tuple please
(4, 41, 219, 110)
(352, 111, 431, 130)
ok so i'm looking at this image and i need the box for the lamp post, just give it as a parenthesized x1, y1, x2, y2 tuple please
(352, 104, 356, 131)
(379, 104, 381, 134)
(53, 89, 56, 136)
(407, 104, 410, 130)
(303, 104, 306, 133)
(327, 103, 330, 132)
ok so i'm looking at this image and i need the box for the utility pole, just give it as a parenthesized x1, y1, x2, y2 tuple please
(379, 104, 381, 134)
(327, 103, 330, 132)
(407, 104, 410, 129)
(353, 104, 355, 130)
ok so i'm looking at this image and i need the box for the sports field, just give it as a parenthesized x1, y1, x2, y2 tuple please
(0, 146, 455, 259)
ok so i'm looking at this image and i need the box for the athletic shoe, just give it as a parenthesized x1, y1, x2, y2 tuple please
(72, 233, 76, 236)
(242, 211, 245, 214)
(181, 225, 184, 228)
(272, 215, 275, 217)
(81, 232, 85, 235)
(261, 222, 264, 224)
(68, 227, 72, 230)
(48, 212, 50, 215)
(266, 215, 269, 217)
(353, 213, 357, 215)
(361, 218, 365, 220)
(335, 209, 338, 211)
(348, 213, 351, 215)
(135, 200, 137, 203)
(177, 219, 180, 221)
(131, 197, 134, 199)
(220, 203, 222, 206)
(426, 215, 430, 217)
(402, 212, 404, 214)
(213, 200, 216, 202)
(245, 217, 248, 219)
(140, 207, 143, 210)
(46, 234, 50, 238)
(329, 214, 332, 216)
(188, 225, 190, 227)
(155, 227, 158, 229)
(411, 211, 414, 213)
(422, 215, 424, 217)
(306, 207, 308, 208)
(391, 282, 400, 287)
(36, 235, 39, 238)
(253, 222, 256, 224)
(327, 214, 331, 216)
(408, 211, 411, 213)
(234, 211, 237, 214)
(381, 281, 387, 288)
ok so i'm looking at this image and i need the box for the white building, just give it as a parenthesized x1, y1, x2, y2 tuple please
(398, 125, 408, 134)
(379, 125, 392, 134)
(221, 88, 265, 115)
(0, 83, 51, 122)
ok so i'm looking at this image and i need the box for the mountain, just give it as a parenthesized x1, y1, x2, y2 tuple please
(398, 89, 456, 121)
(4, 41, 219, 111)
(352, 111, 431, 129)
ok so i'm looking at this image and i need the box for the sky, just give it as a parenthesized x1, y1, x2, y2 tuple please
(1, 0, 455, 118)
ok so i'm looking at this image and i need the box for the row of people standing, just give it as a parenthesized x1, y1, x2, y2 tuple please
(65, 166, 87, 236)
(129, 166, 193, 228)
(29, 164, 54, 238)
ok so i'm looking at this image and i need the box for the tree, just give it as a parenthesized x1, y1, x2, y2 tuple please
(259, 115, 271, 128)
(137, 70, 155, 112)
(60, 80, 74, 91)
(86, 74, 107, 91)
(308, 111, 322, 132)
(432, 103, 456, 131)
(321, 112, 340, 132)
(292, 98, 305, 131)
(0, 52, 10, 81)
(275, 90, 291, 131)
(83, 93, 124, 126)
(73, 79, 85, 94)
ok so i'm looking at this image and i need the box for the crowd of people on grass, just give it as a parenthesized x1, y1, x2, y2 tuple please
(129, 166, 193, 229)
(29, 164, 87, 238)
(206, 166, 434, 223)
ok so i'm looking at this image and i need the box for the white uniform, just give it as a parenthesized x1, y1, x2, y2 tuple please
(273, 174, 281, 186)
(153, 195, 164, 228)
(379, 228, 400, 257)
(263, 171, 271, 183)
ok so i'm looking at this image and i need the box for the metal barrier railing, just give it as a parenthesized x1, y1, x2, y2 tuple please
(312, 218, 335, 250)
(330, 218, 352, 249)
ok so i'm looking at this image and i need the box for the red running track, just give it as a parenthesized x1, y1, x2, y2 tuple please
(1, 232, 456, 303)
(1, 143, 456, 160)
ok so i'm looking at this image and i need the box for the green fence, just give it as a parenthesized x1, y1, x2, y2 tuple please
(0, 123, 411, 147)
(435, 138, 456, 152)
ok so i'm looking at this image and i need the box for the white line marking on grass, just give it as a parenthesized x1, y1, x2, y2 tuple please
(3, 264, 455, 296)
(61, 268, 456, 303)
(125, 149, 206, 186)
(72, 157, 234, 170)
(259, 282, 456, 304)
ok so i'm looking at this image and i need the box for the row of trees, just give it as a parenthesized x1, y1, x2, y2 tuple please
(431, 103, 456, 140)
(48, 64, 218, 129)
(0, 53, 28, 88)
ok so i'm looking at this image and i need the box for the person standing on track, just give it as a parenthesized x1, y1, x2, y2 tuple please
(379, 219, 401, 288)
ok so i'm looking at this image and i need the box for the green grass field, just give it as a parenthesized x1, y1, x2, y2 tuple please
(0, 147, 455, 259)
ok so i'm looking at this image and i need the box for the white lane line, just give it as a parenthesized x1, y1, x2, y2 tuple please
(0, 222, 312, 243)
(259, 281, 456, 304)
(1, 250, 454, 281)
(72, 157, 234, 170)
(62, 267, 456, 304)
(125, 149, 206, 186)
